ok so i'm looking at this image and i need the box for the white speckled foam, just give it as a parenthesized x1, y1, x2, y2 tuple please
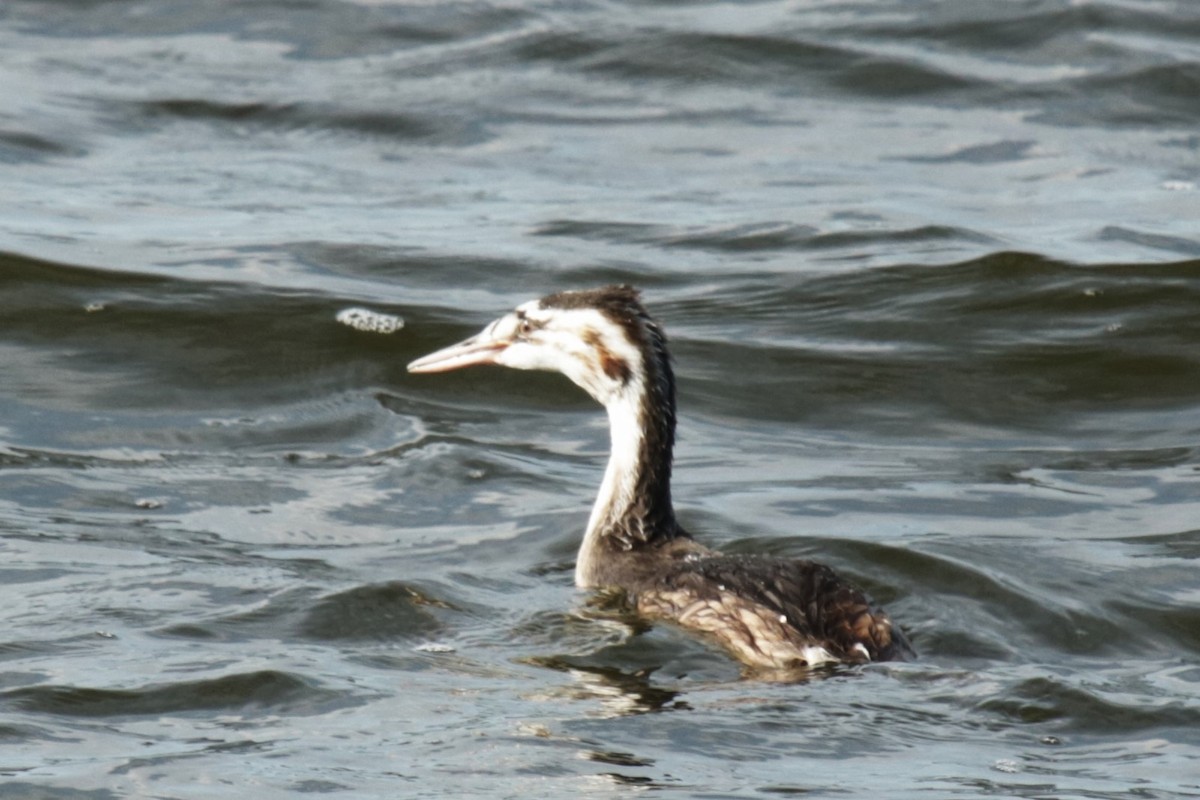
(336, 307, 404, 334)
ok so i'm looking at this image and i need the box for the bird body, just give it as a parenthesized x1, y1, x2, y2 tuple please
(408, 286, 913, 669)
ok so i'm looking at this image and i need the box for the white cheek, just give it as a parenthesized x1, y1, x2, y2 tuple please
(495, 341, 576, 374)
(491, 308, 644, 406)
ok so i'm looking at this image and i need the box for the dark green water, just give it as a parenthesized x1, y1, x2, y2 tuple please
(1, 1, 1198, 797)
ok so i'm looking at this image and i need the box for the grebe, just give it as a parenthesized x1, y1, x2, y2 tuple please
(408, 286, 913, 669)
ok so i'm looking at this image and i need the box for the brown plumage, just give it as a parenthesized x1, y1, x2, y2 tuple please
(636, 552, 909, 666)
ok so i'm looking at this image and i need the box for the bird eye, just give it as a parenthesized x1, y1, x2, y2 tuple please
(519, 318, 533, 336)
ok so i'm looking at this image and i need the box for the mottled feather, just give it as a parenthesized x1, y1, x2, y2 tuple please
(636, 554, 913, 666)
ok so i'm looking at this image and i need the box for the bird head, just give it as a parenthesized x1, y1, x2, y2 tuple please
(407, 286, 660, 407)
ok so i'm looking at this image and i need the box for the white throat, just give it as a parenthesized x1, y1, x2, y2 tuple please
(575, 384, 646, 587)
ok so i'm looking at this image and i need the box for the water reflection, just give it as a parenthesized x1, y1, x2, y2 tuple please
(521, 656, 686, 718)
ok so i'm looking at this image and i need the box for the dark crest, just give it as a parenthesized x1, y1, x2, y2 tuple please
(540, 284, 643, 319)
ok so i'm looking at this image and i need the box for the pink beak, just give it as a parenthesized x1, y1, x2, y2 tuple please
(406, 331, 510, 374)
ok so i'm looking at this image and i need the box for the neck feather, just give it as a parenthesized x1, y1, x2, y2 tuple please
(575, 337, 680, 588)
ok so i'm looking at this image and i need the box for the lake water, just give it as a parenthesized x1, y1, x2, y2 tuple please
(2, 1, 1199, 797)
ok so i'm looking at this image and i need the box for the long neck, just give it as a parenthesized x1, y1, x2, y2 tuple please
(575, 342, 680, 588)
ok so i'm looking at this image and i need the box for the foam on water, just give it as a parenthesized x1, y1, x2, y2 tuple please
(336, 307, 405, 334)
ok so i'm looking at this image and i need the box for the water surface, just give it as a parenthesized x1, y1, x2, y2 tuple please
(1, 1, 1199, 797)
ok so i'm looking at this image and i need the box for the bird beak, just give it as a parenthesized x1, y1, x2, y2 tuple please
(407, 326, 510, 374)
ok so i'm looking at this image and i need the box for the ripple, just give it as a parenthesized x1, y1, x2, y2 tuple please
(534, 219, 996, 253)
(900, 139, 1037, 165)
(1077, 63, 1200, 126)
(299, 582, 452, 641)
(0, 128, 83, 164)
(1098, 226, 1200, 258)
(978, 674, 1200, 733)
(0, 670, 347, 718)
(132, 99, 488, 146)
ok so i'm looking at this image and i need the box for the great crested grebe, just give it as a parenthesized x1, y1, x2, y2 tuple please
(408, 286, 913, 669)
